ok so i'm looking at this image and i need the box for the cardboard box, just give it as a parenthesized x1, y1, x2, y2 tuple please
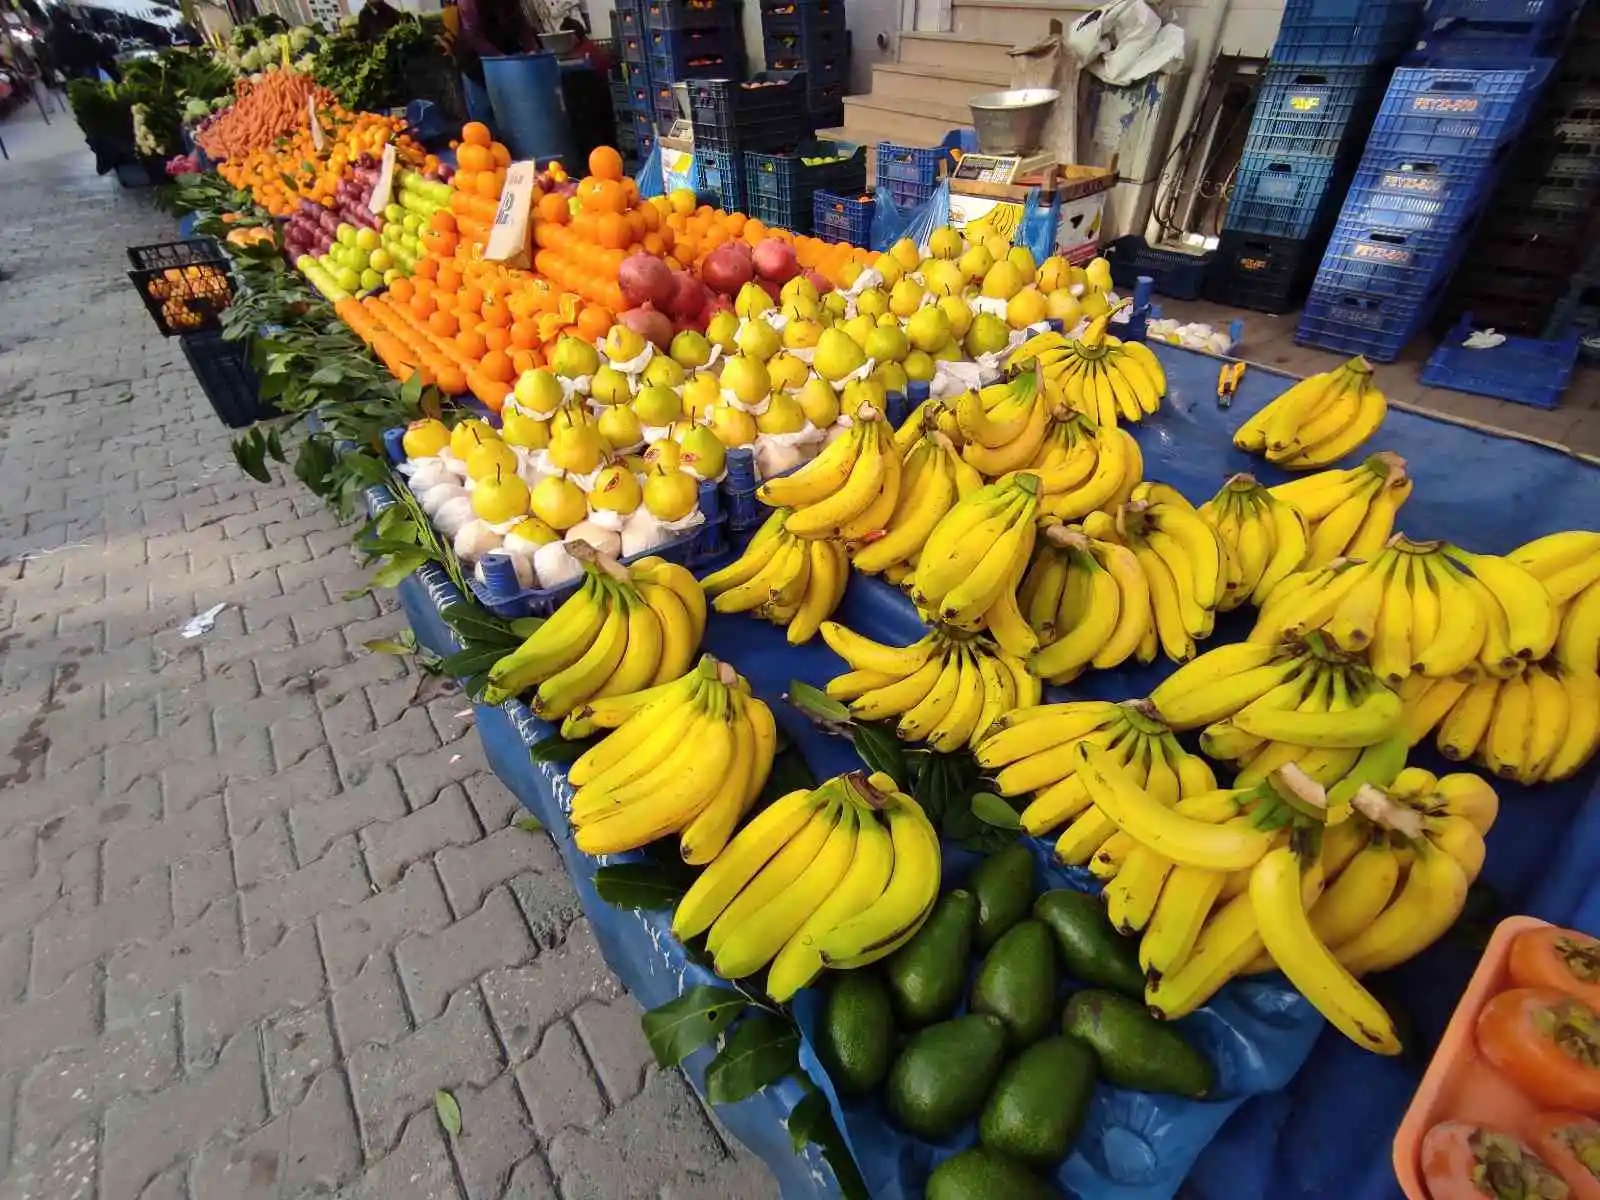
(947, 164, 1113, 258)
(659, 131, 695, 198)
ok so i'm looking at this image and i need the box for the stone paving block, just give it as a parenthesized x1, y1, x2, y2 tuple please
(290, 768, 409, 868)
(359, 786, 481, 889)
(396, 886, 536, 1023)
(329, 955, 412, 1053)
(346, 986, 503, 1154)
(229, 812, 298, 891)
(106, 898, 244, 1020)
(343, 1106, 461, 1200)
(572, 994, 656, 1109)
(460, 772, 518, 833)
(1, 1119, 97, 1200)
(223, 748, 339, 837)
(188, 1067, 360, 1199)
(102, 788, 227, 898)
(502, 1152, 557, 1199)
(170, 847, 237, 927)
(318, 861, 452, 987)
(434, 825, 562, 918)
(182, 923, 325, 1062)
(31, 872, 168, 995)
(391, 740, 492, 815)
(446, 1071, 539, 1200)
(508, 866, 587, 953)
(0, 932, 32, 1012)
(261, 1001, 337, 1113)
(240, 834, 367, 954)
(480, 921, 621, 1063)
(514, 1021, 606, 1142)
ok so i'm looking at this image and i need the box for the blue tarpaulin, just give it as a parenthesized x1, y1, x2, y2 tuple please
(384, 340, 1600, 1200)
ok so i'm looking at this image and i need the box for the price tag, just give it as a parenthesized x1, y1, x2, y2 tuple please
(484, 162, 538, 268)
(307, 93, 325, 153)
(368, 143, 397, 215)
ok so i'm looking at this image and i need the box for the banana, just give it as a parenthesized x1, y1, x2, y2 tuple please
(1509, 530, 1600, 580)
(1028, 549, 1119, 682)
(1481, 671, 1530, 781)
(826, 668, 898, 701)
(1091, 539, 1154, 669)
(848, 652, 944, 721)
(786, 424, 888, 539)
(1022, 774, 1092, 834)
(1346, 477, 1412, 562)
(679, 697, 758, 865)
(914, 487, 1021, 604)
(1146, 525, 1208, 637)
(1270, 465, 1370, 522)
(712, 532, 805, 614)
(837, 425, 903, 544)
(1336, 841, 1469, 977)
(1076, 743, 1272, 870)
(928, 651, 987, 753)
(712, 804, 859, 979)
(756, 426, 862, 508)
(532, 595, 631, 719)
(673, 787, 824, 938)
(1283, 373, 1387, 469)
(958, 380, 1037, 449)
(851, 441, 957, 575)
(1309, 839, 1400, 949)
(982, 554, 1041, 660)
(820, 623, 937, 677)
(1556, 581, 1600, 673)
(1153, 504, 1226, 611)
(1306, 473, 1384, 568)
(1326, 551, 1394, 653)
(1232, 676, 1401, 749)
(483, 575, 610, 703)
(1133, 538, 1195, 663)
(962, 388, 1050, 476)
(1405, 553, 1439, 660)
(938, 493, 1038, 628)
(897, 648, 962, 743)
(568, 671, 705, 784)
(1414, 553, 1487, 677)
(1148, 643, 1293, 730)
(788, 540, 845, 644)
(1148, 886, 1274, 1020)
(1040, 424, 1135, 520)
(976, 701, 1120, 766)
(1444, 545, 1558, 663)
(633, 580, 698, 686)
(1521, 663, 1569, 783)
(765, 807, 895, 1002)
(1369, 553, 1413, 687)
(1543, 667, 1600, 781)
(1251, 843, 1400, 1054)
(972, 651, 1014, 749)
(817, 792, 940, 968)
(1106, 843, 1174, 935)
(1437, 677, 1499, 762)
(704, 792, 842, 956)
(1241, 365, 1342, 455)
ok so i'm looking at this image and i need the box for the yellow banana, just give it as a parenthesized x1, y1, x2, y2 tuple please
(817, 791, 940, 968)
(673, 787, 824, 938)
(1336, 841, 1469, 977)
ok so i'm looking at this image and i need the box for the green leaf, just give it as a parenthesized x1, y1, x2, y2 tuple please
(529, 733, 589, 764)
(787, 1084, 832, 1153)
(362, 636, 415, 656)
(593, 861, 696, 910)
(787, 680, 850, 724)
(434, 1089, 461, 1137)
(369, 551, 429, 589)
(264, 427, 286, 462)
(705, 1014, 800, 1106)
(508, 616, 546, 639)
(513, 816, 545, 833)
(971, 791, 1021, 830)
(851, 724, 907, 786)
(641, 986, 746, 1068)
(786, 1079, 870, 1200)
(232, 431, 271, 483)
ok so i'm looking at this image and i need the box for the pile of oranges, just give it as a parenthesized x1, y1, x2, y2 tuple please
(530, 144, 653, 316)
(443, 122, 514, 253)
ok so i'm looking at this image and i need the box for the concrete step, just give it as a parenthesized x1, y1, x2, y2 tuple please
(869, 61, 1011, 105)
(951, 0, 1097, 40)
(896, 31, 1016, 76)
(838, 94, 975, 148)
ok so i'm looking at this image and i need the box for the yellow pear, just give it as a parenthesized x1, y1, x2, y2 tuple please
(679, 426, 727, 478)
(815, 326, 868, 380)
(782, 319, 823, 350)
(602, 324, 647, 363)
(720, 355, 771, 406)
(822, 292, 848, 319)
(871, 361, 910, 394)
(644, 467, 699, 521)
(842, 314, 878, 350)
(548, 423, 604, 474)
(1079, 288, 1110, 319)
(470, 464, 531, 523)
(597, 405, 644, 451)
(401, 418, 450, 458)
(670, 329, 713, 368)
(871, 253, 905, 287)
(866, 325, 911, 363)
(891, 237, 922, 271)
(500, 409, 550, 450)
(980, 261, 1025, 301)
(736, 281, 774, 319)
(683, 373, 721, 421)
(1006, 246, 1037, 278)
(465, 438, 517, 481)
(1037, 255, 1070, 292)
(906, 305, 952, 354)
(938, 295, 973, 339)
(707, 403, 758, 447)
(780, 275, 818, 306)
(633, 384, 683, 427)
(529, 476, 588, 530)
(767, 351, 809, 390)
(504, 516, 559, 549)
(756, 392, 807, 435)
(841, 378, 887, 417)
(889, 278, 926, 318)
(642, 354, 685, 388)
(965, 312, 1011, 357)
(1006, 286, 1048, 329)
(957, 244, 994, 282)
(927, 226, 964, 260)
(550, 335, 599, 379)
(1085, 256, 1114, 292)
(923, 260, 966, 298)
(904, 349, 935, 382)
(983, 233, 1012, 261)
(1046, 289, 1083, 325)
(737, 319, 782, 362)
(796, 376, 841, 427)
(837, 260, 864, 288)
(449, 419, 496, 460)
(856, 287, 889, 318)
(590, 364, 633, 406)
(512, 368, 564, 416)
(706, 310, 740, 353)
(644, 439, 682, 473)
(782, 294, 821, 323)
(588, 464, 642, 514)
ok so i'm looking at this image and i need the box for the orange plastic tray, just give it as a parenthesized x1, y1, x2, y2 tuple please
(1393, 915, 1553, 1199)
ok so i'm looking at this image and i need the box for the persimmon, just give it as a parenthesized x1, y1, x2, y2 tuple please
(1527, 1112, 1600, 1200)
(1478, 989, 1600, 1112)
(461, 121, 492, 147)
(1511, 928, 1600, 1009)
(1421, 1122, 1573, 1200)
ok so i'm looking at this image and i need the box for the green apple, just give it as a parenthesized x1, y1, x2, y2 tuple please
(359, 268, 383, 291)
(355, 227, 381, 252)
(384, 203, 404, 223)
(336, 224, 357, 248)
(383, 268, 403, 285)
(369, 248, 393, 272)
(401, 213, 422, 234)
(335, 266, 361, 294)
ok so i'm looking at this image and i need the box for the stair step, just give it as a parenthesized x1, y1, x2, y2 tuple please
(870, 61, 1011, 104)
(896, 31, 1016, 75)
(837, 95, 972, 149)
(951, 1, 1094, 40)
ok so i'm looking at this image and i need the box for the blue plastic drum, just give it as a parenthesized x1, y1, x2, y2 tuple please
(480, 52, 575, 166)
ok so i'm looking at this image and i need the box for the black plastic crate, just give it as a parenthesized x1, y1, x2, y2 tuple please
(808, 82, 845, 127)
(647, 23, 741, 80)
(644, 0, 737, 30)
(763, 24, 848, 66)
(620, 31, 648, 64)
(1103, 235, 1214, 298)
(1240, 63, 1394, 159)
(616, 4, 644, 36)
(695, 147, 748, 210)
(688, 72, 812, 152)
(1410, 18, 1572, 63)
(1544, 279, 1600, 361)
(760, 0, 847, 37)
(743, 140, 866, 234)
(1205, 231, 1325, 312)
(181, 331, 272, 428)
(127, 238, 235, 337)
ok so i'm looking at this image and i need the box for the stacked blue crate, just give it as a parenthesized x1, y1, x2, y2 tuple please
(646, 0, 745, 83)
(1295, 62, 1556, 360)
(759, 0, 850, 127)
(1208, 0, 1421, 312)
(687, 72, 813, 212)
(617, 1, 660, 162)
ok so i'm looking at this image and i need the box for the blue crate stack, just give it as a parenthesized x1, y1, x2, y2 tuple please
(1208, 0, 1423, 313)
(759, 0, 850, 128)
(645, 0, 746, 84)
(1443, 0, 1600, 333)
(687, 72, 813, 212)
(616, 0, 660, 164)
(743, 138, 866, 234)
(1294, 61, 1557, 360)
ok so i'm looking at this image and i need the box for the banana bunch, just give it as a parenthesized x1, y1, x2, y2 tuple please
(974, 699, 1216, 842)
(1008, 308, 1167, 428)
(1251, 534, 1558, 686)
(1197, 474, 1309, 610)
(1151, 636, 1406, 790)
(955, 370, 1053, 477)
(482, 551, 705, 714)
(755, 406, 899, 541)
(670, 770, 941, 1001)
(821, 623, 1041, 752)
(1029, 412, 1145, 522)
(699, 508, 847, 644)
(1144, 767, 1491, 1043)
(1268, 452, 1412, 569)
(910, 472, 1040, 643)
(1233, 356, 1387, 469)
(564, 656, 775, 862)
(853, 429, 983, 582)
(1424, 661, 1600, 784)
(1077, 483, 1228, 664)
(1509, 529, 1600, 674)
(1017, 525, 1152, 682)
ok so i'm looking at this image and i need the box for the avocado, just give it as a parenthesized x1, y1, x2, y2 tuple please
(1033, 889, 1146, 997)
(970, 843, 1035, 950)
(979, 1036, 1096, 1169)
(970, 919, 1057, 1048)
(1061, 988, 1214, 1099)
(817, 972, 896, 1097)
(926, 1148, 1059, 1200)
(887, 1014, 1008, 1140)
(886, 889, 977, 1027)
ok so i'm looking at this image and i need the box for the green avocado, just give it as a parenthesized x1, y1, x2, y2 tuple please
(970, 918, 1057, 1048)
(979, 1035, 1097, 1169)
(1033, 888, 1146, 997)
(926, 1148, 1059, 1200)
(969, 843, 1036, 950)
(817, 972, 896, 1097)
(886, 889, 977, 1027)
(1061, 988, 1214, 1099)
(887, 1014, 1008, 1140)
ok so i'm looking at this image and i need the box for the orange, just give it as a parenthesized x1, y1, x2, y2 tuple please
(596, 212, 629, 251)
(483, 326, 512, 352)
(457, 144, 492, 174)
(625, 209, 647, 242)
(536, 193, 569, 224)
(577, 176, 605, 211)
(462, 121, 493, 147)
(490, 142, 511, 169)
(571, 210, 600, 243)
(424, 229, 459, 259)
(413, 257, 439, 281)
(621, 177, 640, 209)
(427, 310, 459, 338)
(744, 219, 767, 245)
(725, 212, 747, 236)
(674, 234, 699, 262)
(510, 320, 538, 350)
(429, 210, 457, 235)
(387, 277, 416, 304)
(593, 179, 626, 215)
(456, 285, 485, 315)
(479, 349, 514, 384)
(642, 232, 665, 256)
(436, 263, 463, 293)
(588, 145, 624, 181)
(455, 328, 487, 360)
(409, 294, 437, 321)
(436, 365, 467, 394)
(480, 301, 511, 329)
(638, 202, 661, 232)
(577, 305, 613, 340)
(511, 349, 538, 374)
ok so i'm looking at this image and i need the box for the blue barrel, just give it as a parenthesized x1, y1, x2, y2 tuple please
(480, 53, 575, 167)
(461, 73, 495, 125)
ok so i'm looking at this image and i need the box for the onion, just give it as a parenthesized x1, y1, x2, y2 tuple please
(701, 242, 754, 295)
(620, 253, 674, 309)
(753, 237, 800, 284)
(618, 304, 674, 350)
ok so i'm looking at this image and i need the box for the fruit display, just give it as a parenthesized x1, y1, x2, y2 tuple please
(699, 508, 848, 643)
(1196, 474, 1309, 610)
(1511, 529, 1600, 675)
(1233, 355, 1388, 468)
(821, 623, 1041, 750)
(1424, 661, 1600, 784)
(134, 262, 232, 332)
(1268, 452, 1412, 568)
(1007, 311, 1169, 428)
(672, 770, 940, 998)
(480, 549, 705, 713)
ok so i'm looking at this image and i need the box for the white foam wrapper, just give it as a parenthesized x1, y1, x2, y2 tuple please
(845, 268, 884, 297)
(404, 457, 454, 491)
(785, 346, 817, 367)
(604, 339, 655, 376)
(420, 482, 469, 517)
(432, 495, 476, 538)
(504, 528, 554, 557)
(931, 360, 985, 400)
(556, 373, 593, 401)
(581, 508, 627, 533)
(753, 426, 822, 479)
(453, 519, 505, 564)
(640, 422, 676, 443)
(533, 540, 583, 589)
(721, 388, 775, 415)
(564, 520, 623, 559)
(969, 295, 1010, 319)
(826, 359, 876, 394)
(435, 449, 469, 479)
(476, 548, 536, 591)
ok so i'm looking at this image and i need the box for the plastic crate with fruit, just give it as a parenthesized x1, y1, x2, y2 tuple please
(743, 141, 866, 235)
(126, 238, 235, 337)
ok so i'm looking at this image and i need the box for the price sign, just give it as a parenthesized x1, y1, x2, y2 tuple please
(368, 143, 397, 215)
(307, 94, 325, 153)
(484, 162, 538, 268)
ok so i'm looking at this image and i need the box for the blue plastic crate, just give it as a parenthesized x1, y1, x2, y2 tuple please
(1410, 19, 1571, 62)
(1103, 235, 1215, 298)
(616, 4, 644, 36)
(694, 147, 748, 210)
(647, 23, 741, 79)
(644, 0, 737, 29)
(1223, 150, 1352, 237)
(1419, 312, 1582, 407)
(1240, 64, 1394, 158)
(876, 141, 945, 207)
(1315, 218, 1468, 297)
(760, 0, 847, 36)
(1270, 0, 1423, 65)
(1363, 64, 1551, 159)
(688, 72, 812, 152)
(1338, 146, 1505, 232)
(812, 189, 873, 245)
(1295, 283, 1441, 358)
(619, 30, 648, 64)
(744, 140, 867, 234)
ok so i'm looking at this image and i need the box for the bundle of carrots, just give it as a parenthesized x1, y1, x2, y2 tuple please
(197, 70, 334, 161)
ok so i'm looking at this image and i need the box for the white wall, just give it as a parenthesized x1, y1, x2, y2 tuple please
(1167, 0, 1286, 59)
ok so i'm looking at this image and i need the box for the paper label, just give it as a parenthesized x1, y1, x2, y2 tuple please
(484, 162, 537, 267)
(308, 94, 325, 153)
(368, 143, 397, 215)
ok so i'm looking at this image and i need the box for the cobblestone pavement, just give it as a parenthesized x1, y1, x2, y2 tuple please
(0, 106, 779, 1199)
